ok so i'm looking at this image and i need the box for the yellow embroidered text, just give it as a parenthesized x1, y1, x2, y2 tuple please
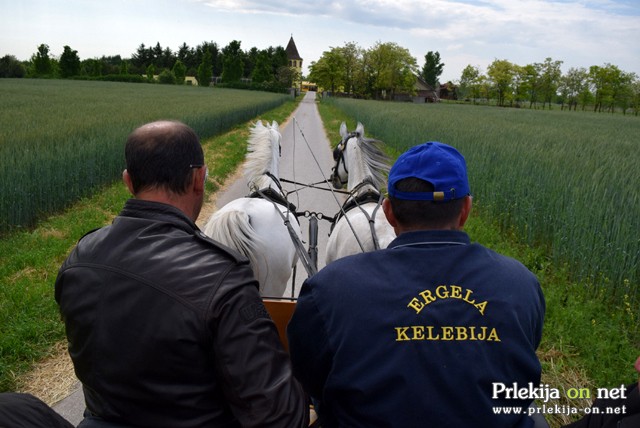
(394, 325, 501, 342)
(407, 285, 487, 315)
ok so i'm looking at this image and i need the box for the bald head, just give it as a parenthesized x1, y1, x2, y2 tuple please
(125, 121, 204, 195)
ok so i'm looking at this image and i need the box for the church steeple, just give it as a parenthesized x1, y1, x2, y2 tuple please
(286, 35, 302, 70)
(285, 35, 304, 91)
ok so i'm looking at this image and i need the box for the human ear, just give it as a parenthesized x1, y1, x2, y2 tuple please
(458, 196, 473, 229)
(122, 170, 135, 195)
(382, 198, 399, 229)
(193, 167, 207, 193)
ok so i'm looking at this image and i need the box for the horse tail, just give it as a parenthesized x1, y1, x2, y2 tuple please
(203, 210, 263, 280)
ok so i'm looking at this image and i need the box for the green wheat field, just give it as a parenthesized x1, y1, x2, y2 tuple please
(0, 78, 290, 232)
(0, 81, 637, 427)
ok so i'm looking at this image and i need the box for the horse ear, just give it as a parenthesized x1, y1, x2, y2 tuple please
(340, 122, 348, 139)
(271, 120, 279, 130)
(356, 122, 365, 138)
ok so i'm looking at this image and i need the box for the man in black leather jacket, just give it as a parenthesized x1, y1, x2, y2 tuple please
(55, 120, 308, 428)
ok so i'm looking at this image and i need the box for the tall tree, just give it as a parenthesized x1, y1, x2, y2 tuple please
(459, 64, 481, 102)
(589, 64, 617, 112)
(487, 59, 516, 106)
(521, 63, 542, 108)
(367, 41, 417, 100)
(152, 42, 164, 68)
(177, 43, 196, 71)
(245, 47, 259, 79)
(340, 42, 362, 95)
(511, 65, 528, 106)
(161, 47, 174, 70)
(172, 60, 186, 84)
(251, 50, 273, 83)
(222, 56, 244, 82)
(59, 45, 81, 78)
(308, 47, 346, 93)
(31, 44, 53, 76)
(132, 43, 152, 69)
(270, 46, 288, 77)
(610, 69, 635, 114)
(221, 40, 244, 82)
(559, 67, 588, 111)
(195, 42, 221, 76)
(422, 51, 444, 88)
(538, 57, 563, 109)
(196, 49, 212, 87)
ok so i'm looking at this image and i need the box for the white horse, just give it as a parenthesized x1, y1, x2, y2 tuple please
(325, 122, 396, 264)
(204, 121, 302, 297)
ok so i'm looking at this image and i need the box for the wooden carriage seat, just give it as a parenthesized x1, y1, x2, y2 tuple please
(263, 299, 297, 353)
(263, 299, 319, 425)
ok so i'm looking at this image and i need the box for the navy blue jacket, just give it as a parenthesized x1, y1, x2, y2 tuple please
(288, 230, 545, 428)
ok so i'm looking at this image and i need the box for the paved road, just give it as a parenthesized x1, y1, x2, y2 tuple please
(53, 91, 342, 424)
(211, 91, 344, 296)
(281, 92, 347, 292)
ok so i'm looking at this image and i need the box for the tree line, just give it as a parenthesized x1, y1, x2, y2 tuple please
(460, 59, 639, 114)
(3, 39, 639, 114)
(310, 41, 639, 115)
(308, 41, 425, 100)
(0, 40, 299, 91)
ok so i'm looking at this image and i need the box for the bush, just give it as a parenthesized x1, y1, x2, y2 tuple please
(158, 69, 176, 85)
(0, 55, 26, 78)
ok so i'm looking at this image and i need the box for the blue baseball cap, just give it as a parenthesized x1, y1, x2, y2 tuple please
(388, 142, 470, 201)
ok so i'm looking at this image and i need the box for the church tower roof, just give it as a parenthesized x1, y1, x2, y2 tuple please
(286, 36, 302, 61)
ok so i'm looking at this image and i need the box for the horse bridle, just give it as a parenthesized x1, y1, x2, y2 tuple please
(331, 132, 358, 186)
(330, 132, 386, 251)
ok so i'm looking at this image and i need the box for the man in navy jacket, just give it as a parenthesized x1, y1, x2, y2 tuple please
(288, 142, 545, 427)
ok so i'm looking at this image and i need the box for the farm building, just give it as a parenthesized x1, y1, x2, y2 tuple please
(439, 82, 458, 100)
(393, 75, 439, 103)
(394, 78, 459, 103)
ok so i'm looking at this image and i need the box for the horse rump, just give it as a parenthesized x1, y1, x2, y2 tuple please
(203, 209, 263, 280)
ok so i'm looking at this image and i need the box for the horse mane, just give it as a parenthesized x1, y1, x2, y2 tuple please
(355, 135, 390, 190)
(244, 121, 279, 189)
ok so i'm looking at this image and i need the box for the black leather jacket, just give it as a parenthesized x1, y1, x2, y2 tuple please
(55, 199, 307, 428)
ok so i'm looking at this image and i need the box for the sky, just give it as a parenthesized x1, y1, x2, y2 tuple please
(2, 0, 639, 83)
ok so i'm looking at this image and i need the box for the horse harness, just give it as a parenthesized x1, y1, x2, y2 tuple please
(248, 171, 298, 220)
(331, 133, 386, 252)
(248, 172, 317, 277)
(330, 179, 385, 251)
